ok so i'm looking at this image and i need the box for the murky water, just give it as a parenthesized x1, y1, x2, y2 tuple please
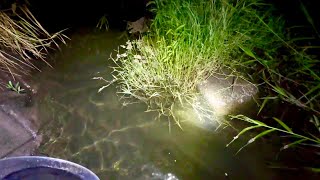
(34, 29, 278, 179)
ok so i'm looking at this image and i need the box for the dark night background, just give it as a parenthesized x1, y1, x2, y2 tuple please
(28, 0, 150, 32)
(0, 0, 319, 35)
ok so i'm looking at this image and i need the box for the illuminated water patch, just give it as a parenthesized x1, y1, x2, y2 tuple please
(174, 72, 258, 131)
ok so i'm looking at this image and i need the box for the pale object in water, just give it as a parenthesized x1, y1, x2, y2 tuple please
(127, 17, 149, 34)
(198, 73, 258, 115)
(174, 72, 258, 131)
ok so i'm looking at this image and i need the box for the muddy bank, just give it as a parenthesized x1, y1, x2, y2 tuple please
(0, 70, 41, 158)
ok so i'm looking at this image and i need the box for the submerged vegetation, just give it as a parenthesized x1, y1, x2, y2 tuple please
(0, 4, 66, 77)
(105, 0, 320, 170)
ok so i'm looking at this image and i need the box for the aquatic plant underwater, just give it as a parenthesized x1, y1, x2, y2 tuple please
(96, 0, 320, 172)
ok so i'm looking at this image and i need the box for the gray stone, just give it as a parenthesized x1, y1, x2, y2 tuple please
(0, 91, 41, 158)
(173, 71, 258, 131)
(198, 72, 258, 115)
(0, 110, 33, 157)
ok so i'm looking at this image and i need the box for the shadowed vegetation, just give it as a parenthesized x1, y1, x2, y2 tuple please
(228, 0, 320, 156)
(0, 4, 66, 77)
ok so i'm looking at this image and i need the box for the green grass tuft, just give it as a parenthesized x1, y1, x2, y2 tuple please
(109, 0, 282, 126)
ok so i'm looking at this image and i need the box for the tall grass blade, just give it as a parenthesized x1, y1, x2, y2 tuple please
(226, 125, 261, 147)
(239, 45, 256, 59)
(258, 97, 278, 115)
(273, 117, 293, 133)
(236, 128, 276, 154)
(280, 139, 307, 151)
(307, 133, 320, 142)
(300, 1, 319, 37)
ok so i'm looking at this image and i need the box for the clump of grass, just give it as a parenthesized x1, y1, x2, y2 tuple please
(0, 4, 67, 76)
(109, 0, 282, 125)
(233, 0, 320, 148)
(242, 47, 320, 118)
(225, 1, 320, 170)
(227, 115, 320, 154)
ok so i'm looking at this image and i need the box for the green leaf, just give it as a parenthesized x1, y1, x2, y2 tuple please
(239, 46, 256, 59)
(258, 97, 275, 115)
(308, 167, 320, 173)
(146, 0, 156, 8)
(252, 128, 276, 142)
(231, 115, 267, 126)
(273, 86, 288, 97)
(307, 133, 320, 142)
(15, 82, 20, 89)
(175, 24, 185, 32)
(166, 29, 173, 35)
(280, 139, 307, 151)
(226, 125, 261, 147)
(235, 129, 276, 154)
(239, 125, 261, 137)
(312, 115, 319, 126)
(248, 118, 267, 126)
(273, 117, 293, 133)
(241, 60, 257, 65)
(303, 84, 320, 99)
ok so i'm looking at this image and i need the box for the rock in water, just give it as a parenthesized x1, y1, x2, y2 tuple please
(127, 17, 149, 35)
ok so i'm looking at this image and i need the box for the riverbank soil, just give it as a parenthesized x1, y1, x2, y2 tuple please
(0, 71, 41, 158)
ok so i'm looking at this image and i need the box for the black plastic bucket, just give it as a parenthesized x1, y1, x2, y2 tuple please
(0, 156, 99, 180)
